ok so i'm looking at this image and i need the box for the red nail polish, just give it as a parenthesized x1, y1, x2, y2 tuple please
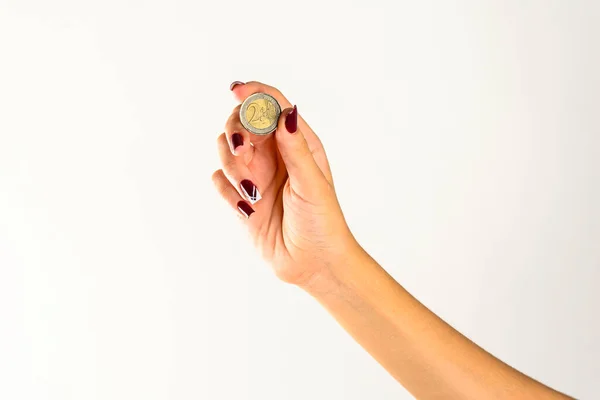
(285, 105, 298, 133)
(232, 133, 243, 150)
(240, 179, 261, 204)
(230, 81, 245, 91)
(237, 201, 255, 218)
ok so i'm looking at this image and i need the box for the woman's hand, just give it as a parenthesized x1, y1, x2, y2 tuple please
(212, 81, 356, 285)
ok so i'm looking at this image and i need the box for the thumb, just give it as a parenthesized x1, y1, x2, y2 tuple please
(276, 106, 328, 198)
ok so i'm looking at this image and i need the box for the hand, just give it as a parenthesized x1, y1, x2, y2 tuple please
(212, 81, 356, 285)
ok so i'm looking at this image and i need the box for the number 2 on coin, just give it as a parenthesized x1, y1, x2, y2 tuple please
(247, 104, 258, 124)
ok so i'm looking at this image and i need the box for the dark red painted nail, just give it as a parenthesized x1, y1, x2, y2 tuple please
(237, 201, 255, 218)
(231, 133, 243, 151)
(230, 81, 245, 91)
(240, 179, 261, 204)
(285, 105, 298, 133)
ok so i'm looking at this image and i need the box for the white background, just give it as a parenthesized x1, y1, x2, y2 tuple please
(1, 1, 599, 399)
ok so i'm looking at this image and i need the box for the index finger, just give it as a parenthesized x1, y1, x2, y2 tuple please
(231, 80, 291, 109)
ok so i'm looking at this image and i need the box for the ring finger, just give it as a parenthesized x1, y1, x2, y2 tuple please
(217, 132, 263, 204)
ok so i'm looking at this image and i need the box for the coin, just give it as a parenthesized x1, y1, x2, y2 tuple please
(239, 93, 281, 135)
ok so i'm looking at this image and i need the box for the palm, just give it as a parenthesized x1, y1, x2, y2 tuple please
(244, 128, 347, 283)
(244, 134, 297, 275)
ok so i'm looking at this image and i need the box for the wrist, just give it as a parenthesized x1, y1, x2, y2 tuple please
(297, 236, 371, 296)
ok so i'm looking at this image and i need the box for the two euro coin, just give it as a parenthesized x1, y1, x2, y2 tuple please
(239, 92, 281, 135)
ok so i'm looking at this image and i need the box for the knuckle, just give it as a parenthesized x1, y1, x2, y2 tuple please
(216, 132, 227, 146)
(274, 88, 285, 99)
(212, 171, 230, 198)
(245, 80, 264, 88)
(225, 108, 242, 131)
(293, 136, 311, 155)
(244, 81, 292, 108)
(216, 183, 229, 200)
(221, 157, 237, 173)
(246, 81, 284, 101)
(211, 169, 223, 184)
(270, 88, 287, 104)
(231, 104, 242, 115)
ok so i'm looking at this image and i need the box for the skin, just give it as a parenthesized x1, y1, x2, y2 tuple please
(212, 81, 573, 400)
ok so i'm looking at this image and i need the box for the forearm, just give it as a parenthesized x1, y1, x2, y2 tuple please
(300, 242, 570, 400)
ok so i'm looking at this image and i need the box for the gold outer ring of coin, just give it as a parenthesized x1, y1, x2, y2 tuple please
(239, 92, 281, 135)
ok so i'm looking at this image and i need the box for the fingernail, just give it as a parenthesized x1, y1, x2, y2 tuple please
(285, 105, 298, 133)
(240, 179, 262, 204)
(231, 133, 243, 152)
(230, 81, 245, 91)
(237, 201, 255, 218)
